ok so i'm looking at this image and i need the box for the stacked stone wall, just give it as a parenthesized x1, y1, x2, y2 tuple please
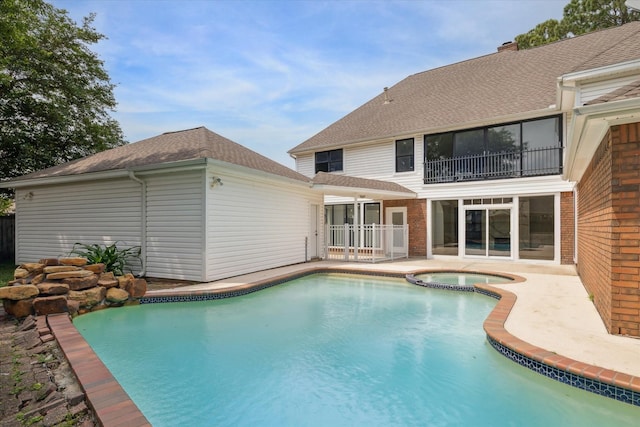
(0, 257, 147, 319)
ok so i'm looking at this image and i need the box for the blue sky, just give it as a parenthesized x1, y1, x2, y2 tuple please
(51, 0, 566, 167)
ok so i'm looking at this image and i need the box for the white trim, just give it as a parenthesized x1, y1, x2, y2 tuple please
(560, 59, 640, 84)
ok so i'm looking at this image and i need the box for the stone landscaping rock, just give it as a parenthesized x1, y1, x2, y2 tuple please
(38, 258, 59, 266)
(97, 272, 118, 288)
(84, 263, 106, 274)
(0, 284, 39, 300)
(117, 273, 135, 288)
(43, 265, 80, 274)
(46, 270, 94, 280)
(3, 298, 35, 318)
(59, 257, 88, 266)
(68, 287, 106, 308)
(67, 300, 80, 316)
(20, 263, 45, 274)
(33, 296, 68, 315)
(37, 282, 70, 296)
(124, 278, 148, 298)
(90, 303, 108, 312)
(106, 287, 129, 304)
(62, 275, 99, 291)
(14, 268, 29, 279)
(31, 273, 45, 285)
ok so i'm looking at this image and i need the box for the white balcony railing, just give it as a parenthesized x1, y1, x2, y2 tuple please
(424, 146, 562, 184)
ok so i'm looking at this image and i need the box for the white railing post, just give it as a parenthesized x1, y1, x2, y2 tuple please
(343, 223, 349, 260)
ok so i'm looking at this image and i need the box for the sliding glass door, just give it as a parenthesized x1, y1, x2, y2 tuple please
(464, 208, 511, 257)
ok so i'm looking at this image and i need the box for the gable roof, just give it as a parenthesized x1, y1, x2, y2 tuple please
(311, 171, 416, 199)
(289, 22, 640, 155)
(9, 126, 310, 183)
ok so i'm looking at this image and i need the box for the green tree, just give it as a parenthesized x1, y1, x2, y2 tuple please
(0, 0, 125, 196)
(515, 0, 640, 49)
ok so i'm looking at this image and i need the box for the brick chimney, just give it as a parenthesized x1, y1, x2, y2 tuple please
(497, 41, 518, 52)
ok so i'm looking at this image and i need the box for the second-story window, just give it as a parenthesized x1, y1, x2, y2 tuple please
(315, 149, 343, 173)
(396, 138, 414, 172)
(424, 115, 561, 183)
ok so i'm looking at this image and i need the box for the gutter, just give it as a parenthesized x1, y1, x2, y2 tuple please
(127, 171, 147, 277)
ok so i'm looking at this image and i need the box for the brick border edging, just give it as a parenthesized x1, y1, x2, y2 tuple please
(47, 313, 151, 427)
(475, 282, 640, 406)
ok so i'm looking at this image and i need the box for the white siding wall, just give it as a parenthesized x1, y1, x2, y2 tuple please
(295, 154, 315, 177)
(205, 168, 323, 282)
(144, 170, 205, 281)
(15, 179, 142, 264)
(578, 75, 640, 105)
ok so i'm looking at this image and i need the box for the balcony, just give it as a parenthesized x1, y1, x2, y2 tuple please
(424, 146, 562, 184)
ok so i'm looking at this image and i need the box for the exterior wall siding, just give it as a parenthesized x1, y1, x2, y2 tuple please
(144, 170, 205, 281)
(345, 142, 394, 177)
(578, 76, 640, 105)
(295, 154, 315, 178)
(205, 168, 323, 282)
(577, 122, 640, 337)
(14, 179, 142, 266)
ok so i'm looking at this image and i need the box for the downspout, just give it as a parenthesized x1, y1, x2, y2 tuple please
(128, 171, 147, 277)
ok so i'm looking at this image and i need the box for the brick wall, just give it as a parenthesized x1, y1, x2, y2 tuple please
(384, 199, 427, 257)
(610, 123, 640, 336)
(560, 192, 575, 265)
(577, 122, 640, 337)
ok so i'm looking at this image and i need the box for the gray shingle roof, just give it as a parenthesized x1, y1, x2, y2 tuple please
(289, 22, 640, 154)
(11, 127, 310, 183)
(312, 171, 415, 195)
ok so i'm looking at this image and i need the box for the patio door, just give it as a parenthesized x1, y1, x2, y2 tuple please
(385, 207, 407, 254)
(464, 208, 511, 257)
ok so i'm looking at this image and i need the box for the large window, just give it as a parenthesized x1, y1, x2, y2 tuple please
(424, 116, 561, 183)
(519, 196, 554, 260)
(432, 200, 458, 255)
(395, 138, 414, 172)
(315, 149, 343, 173)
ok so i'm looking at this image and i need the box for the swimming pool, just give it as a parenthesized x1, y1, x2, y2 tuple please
(74, 274, 640, 426)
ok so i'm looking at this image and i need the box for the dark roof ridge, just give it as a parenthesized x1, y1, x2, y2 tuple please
(161, 126, 205, 135)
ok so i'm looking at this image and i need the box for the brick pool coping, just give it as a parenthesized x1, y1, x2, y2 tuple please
(47, 314, 151, 426)
(46, 266, 640, 426)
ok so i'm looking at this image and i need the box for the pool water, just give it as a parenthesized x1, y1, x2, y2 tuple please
(415, 272, 513, 286)
(74, 274, 639, 426)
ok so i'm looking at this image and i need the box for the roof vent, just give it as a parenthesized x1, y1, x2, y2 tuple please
(383, 87, 392, 104)
(497, 41, 518, 52)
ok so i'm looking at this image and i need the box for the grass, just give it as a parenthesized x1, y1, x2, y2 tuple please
(0, 260, 16, 287)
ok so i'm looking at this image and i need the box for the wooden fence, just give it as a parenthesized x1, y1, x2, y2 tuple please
(0, 215, 15, 262)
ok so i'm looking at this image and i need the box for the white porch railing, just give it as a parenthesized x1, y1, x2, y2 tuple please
(325, 224, 409, 263)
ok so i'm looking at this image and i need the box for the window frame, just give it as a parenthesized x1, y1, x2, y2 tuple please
(315, 149, 343, 173)
(395, 138, 415, 172)
(423, 115, 562, 182)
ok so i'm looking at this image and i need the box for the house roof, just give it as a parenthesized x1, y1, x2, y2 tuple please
(10, 126, 310, 183)
(311, 172, 416, 200)
(584, 79, 640, 105)
(289, 22, 640, 155)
